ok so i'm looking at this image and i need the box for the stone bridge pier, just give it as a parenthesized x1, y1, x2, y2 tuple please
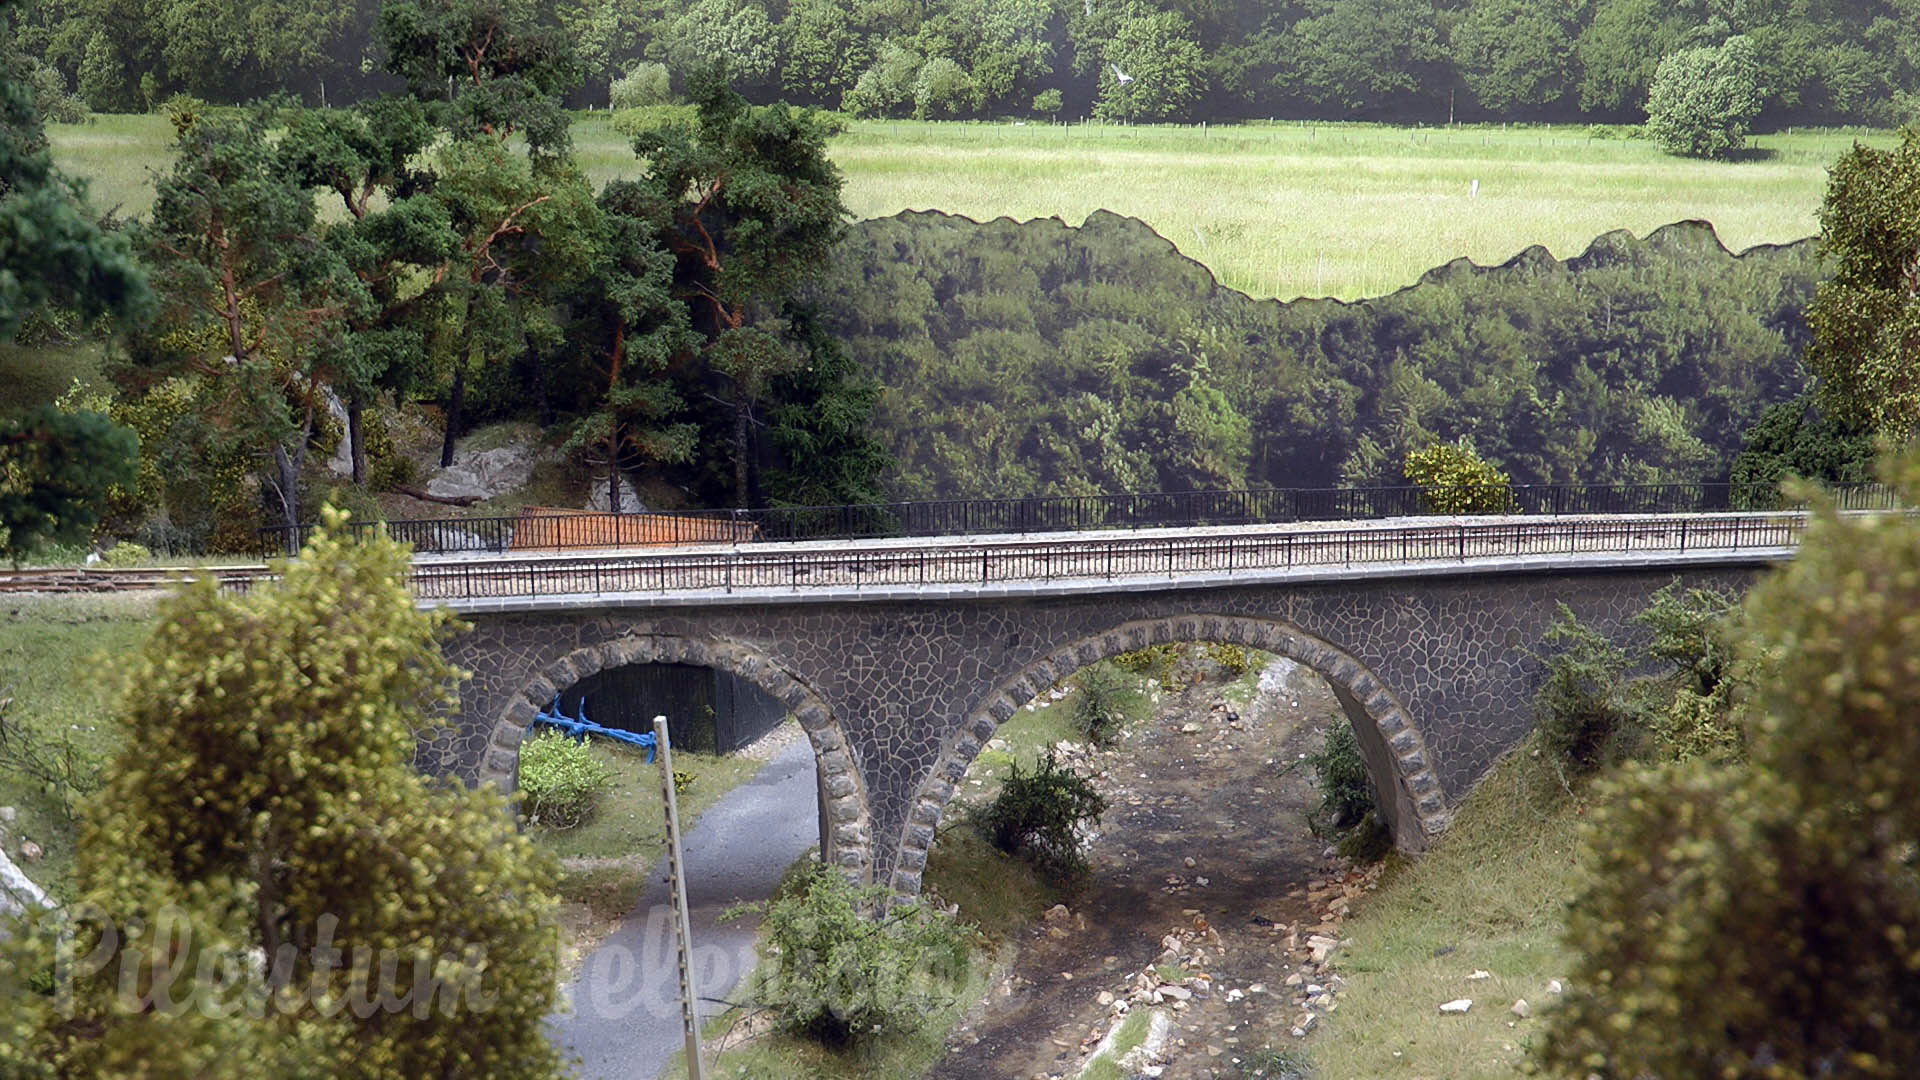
(430, 566, 1761, 897)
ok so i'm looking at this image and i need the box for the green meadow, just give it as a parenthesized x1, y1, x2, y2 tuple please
(50, 114, 1892, 302)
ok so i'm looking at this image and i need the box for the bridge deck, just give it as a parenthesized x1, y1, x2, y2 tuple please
(418, 511, 1809, 613)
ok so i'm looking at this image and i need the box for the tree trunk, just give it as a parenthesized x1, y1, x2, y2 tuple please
(440, 361, 465, 469)
(347, 393, 366, 487)
(272, 443, 299, 540)
(733, 400, 750, 509)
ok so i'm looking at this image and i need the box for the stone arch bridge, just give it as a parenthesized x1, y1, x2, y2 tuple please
(422, 514, 1799, 897)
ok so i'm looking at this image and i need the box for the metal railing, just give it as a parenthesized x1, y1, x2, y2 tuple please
(409, 512, 1808, 605)
(258, 481, 1895, 557)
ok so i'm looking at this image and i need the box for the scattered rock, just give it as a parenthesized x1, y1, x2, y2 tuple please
(1467, 969, 1492, 981)
(1511, 998, 1531, 1019)
(1440, 998, 1474, 1014)
(0, 806, 15, 825)
(1547, 979, 1564, 995)
(17, 840, 40, 863)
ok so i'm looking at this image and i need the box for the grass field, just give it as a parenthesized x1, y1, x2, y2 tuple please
(49, 114, 1892, 302)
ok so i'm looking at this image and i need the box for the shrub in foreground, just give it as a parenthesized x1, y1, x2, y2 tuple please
(1539, 461, 1920, 1077)
(735, 863, 971, 1047)
(517, 729, 613, 829)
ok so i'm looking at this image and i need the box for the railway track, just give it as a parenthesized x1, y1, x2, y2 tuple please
(0, 565, 276, 595)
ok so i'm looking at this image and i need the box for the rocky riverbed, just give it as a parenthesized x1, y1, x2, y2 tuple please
(927, 656, 1379, 1080)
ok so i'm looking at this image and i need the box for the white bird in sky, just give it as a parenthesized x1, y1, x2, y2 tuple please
(1110, 63, 1134, 85)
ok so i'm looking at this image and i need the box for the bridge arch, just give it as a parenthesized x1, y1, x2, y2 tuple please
(888, 615, 1449, 897)
(478, 634, 875, 880)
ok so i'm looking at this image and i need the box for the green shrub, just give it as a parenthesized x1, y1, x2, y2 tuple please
(1531, 603, 1634, 774)
(1203, 641, 1252, 676)
(96, 541, 150, 567)
(1303, 721, 1375, 836)
(972, 752, 1106, 878)
(518, 730, 613, 828)
(1072, 661, 1140, 745)
(609, 62, 673, 109)
(1111, 643, 1183, 690)
(1403, 438, 1518, 514)
(732, 863, 971, 1047)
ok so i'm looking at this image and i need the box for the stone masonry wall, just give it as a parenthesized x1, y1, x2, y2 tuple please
(437, 565, 1763, 893)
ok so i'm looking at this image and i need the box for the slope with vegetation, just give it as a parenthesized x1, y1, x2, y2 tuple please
(820, 211, 1822, 500)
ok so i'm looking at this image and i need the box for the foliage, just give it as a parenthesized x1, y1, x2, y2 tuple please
(1203, 641, 1251, 677)
(0, 405, 137, 563)
(517, 729, 614, 828)
(15, 0, 1920, 128)
(1729, 394, 1876, 507)
(820, 212, 1812, 502)
(1531, 603, 1634, 774)
(608, 61, 672, 109)
(1093, 11, 1203, 123)
(623, 69, 886, 508)
(1539, 457, 1920, 1076)
(0, 0, 148, 338)
(1402, 438, 1517, 514)
(1644, 36, 1762, 159)
(971, 751, 1106, 879)
(1805, 128, 1920, 442)
(1070, 660, 1139, 746)
(0, 508, 566, 1078)
(1110, 643, 1182, 690)
(733, 862, 971, 1047)
(1302, 720, 1376, 836)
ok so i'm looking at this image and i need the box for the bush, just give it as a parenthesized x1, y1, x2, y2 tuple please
(1203, 641, 1253, 677)
(96, 541, 151, 567)
(972, 752, 1107, 878)
(1072, 661, 1140, 745)
(1644, 36, 1761, 159)
(1303, 721, 1375, 836)
(1531, 603, 1634, 774)
(735, 863, 971, 1047)
(1112, 643, 1182, 690)
(609, 62, 673, 109)
(518, 730, 613, 828)
(1031, 88, 1062, 117)
(1403, 438, 1517, 514)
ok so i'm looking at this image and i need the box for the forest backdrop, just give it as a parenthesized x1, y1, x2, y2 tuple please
(10, 0, 1920, 127)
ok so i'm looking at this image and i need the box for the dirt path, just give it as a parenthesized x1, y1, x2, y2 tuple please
(929, 658, 1364, 1080)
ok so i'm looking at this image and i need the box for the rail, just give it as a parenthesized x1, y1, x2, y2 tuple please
(407, 512, 1808, 605)
(256, 481, 1897, 556)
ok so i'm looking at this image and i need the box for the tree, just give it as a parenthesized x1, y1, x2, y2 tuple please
(136, 107, 365, 537)
(1, 0, 145, 562)
(628, 69, 884, 507)
(374, 0, 588, 466)
(1538, 455, 1920, 1078)
(1093, 11, 1204, 122)
(1574, 0, 1691, 115)
(1402, 437, 1517, 513)
(1279, 0, 1450, 119)
(1644, 35, 1762, 158)
(0, 406, 137, 563)
(0, 508, 567, 1079)
(1449, 0, 1579, 115)
(0, 0, 146, 337)
(1804, 128, 1920, 441)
